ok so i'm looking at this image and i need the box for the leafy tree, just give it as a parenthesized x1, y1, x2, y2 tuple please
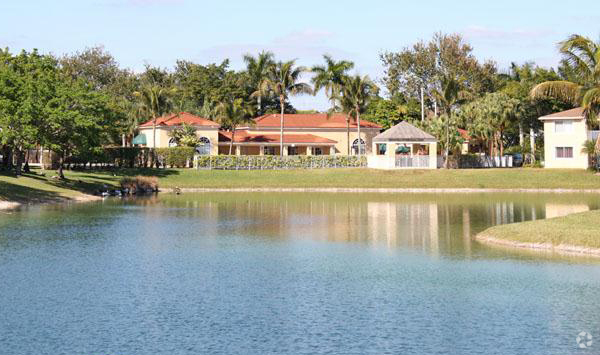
(363, 94, 421, 129)
(311, 55, 354, 111)
(216, 99, 253, 155)
(530, 34, 600, 148)
(168, 123, 200, 147)
(340, 75, 378, 156)
(133, 81, 175, 149)
(243, 51, 275, 114)
(252, 60, 312, 155)
(0, 49, 56, 175)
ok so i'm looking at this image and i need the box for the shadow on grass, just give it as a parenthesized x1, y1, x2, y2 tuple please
(0, 180, 66, 203)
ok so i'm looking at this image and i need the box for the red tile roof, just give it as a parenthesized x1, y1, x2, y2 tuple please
(539, 107, 584, 120)
(218, 130, 337, 144)
(458, 128, 471, 141)
(252, 113, 382, 129)
(139, 112, 220, 127)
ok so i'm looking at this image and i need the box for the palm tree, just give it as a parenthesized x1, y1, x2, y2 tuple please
(252, 60, 312, 156)
(340, 75, 378, 157)
(531, 34, 600, 147)
(133, 84, 175, 149)
(311, 55, 354, 111)
(216, 99, 252, 155)
(244, 51, 275, 114)
(431, 75, 466, 168)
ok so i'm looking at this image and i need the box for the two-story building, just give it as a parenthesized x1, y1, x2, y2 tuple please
(539, 107, 599, 169)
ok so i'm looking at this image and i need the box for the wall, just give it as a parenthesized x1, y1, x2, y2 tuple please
(543, 119, 589, 169)
(138, 127, 220, 155)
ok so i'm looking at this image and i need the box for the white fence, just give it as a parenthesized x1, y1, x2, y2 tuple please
(395, 156, 430, 168)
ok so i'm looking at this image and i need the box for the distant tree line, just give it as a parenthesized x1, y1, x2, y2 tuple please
(0, 31, 598, 175)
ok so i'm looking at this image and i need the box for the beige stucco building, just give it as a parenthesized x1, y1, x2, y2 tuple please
(539, 108, 598, 169)
(135, 112, 382, 156)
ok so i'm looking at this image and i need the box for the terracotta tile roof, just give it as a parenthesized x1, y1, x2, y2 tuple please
(218, 130, 337, 144)
(252, 113, 382, 129)
(139, 112, 220, 127)
(539, 107, 584, 120)
(458, 128, 471, 141)
(373, 122, 436, 142)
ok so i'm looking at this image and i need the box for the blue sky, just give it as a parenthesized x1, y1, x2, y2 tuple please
(1, 0, 599, 110)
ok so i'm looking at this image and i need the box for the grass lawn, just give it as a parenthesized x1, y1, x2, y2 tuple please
(0, 167, 599, 204)
(478, 210, 600, 249)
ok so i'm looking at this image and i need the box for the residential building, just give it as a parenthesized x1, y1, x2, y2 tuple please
(136, 112, 382, 156)
(539, 107, 599, 169)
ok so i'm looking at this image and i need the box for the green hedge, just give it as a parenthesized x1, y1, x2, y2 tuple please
(66, 147, 152, 168)
(194, 155, 366, 170)
(155, 147, 196, 168)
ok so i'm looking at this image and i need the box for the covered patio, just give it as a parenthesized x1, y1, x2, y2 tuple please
(218, 130, 337, 156)
(367, 122, 438, 169)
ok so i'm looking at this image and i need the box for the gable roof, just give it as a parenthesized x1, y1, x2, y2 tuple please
(373, 121, 436, 142)
(539, 107, 585, 120)
(139, 112, 220, 128)
(218, 130, 337, 144)
(251, 113, 382, 129)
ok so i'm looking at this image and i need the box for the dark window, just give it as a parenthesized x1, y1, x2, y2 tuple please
(556, 147, 573, 158)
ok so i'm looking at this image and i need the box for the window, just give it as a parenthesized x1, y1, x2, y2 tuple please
(556, 147, 573, 158)
(168, 138, 178, 147)
(195, 137, 211, 155)
(351, 138, 366, 155)
(263, 146, 276, 155)
(313, 147, 323, 156)
(288, 146, 298, 155)
(376, 143, 387, 155)
(555, 120, 573, 133)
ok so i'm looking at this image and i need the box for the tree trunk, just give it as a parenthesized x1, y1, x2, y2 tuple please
(23, 149, 30, 173)
(58, 154, 65, 179)
(518, 123, 524, 147)
(444, 114, 450, 168)
(420, 87, 425, 121)
(14, 148, 23, 176)
(279, 95, 285, 156)
(122, 134, 126, 147)
(152, 119, 157, 149)
(346, 118, 350, 155)
(356, 107, 362, 158)
(229, 128, 235, 155)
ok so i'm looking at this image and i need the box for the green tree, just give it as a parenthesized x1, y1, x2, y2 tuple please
(243, 51, 275, 114)
(252, 60, 312, 155)
(133, 83, 175, 149)
(530, 34, 600, 147)
(340, 75, 378, 156)
(168, 123, 200, 147)
(311, 55, 354, 111)
(216, 99, 252, 155)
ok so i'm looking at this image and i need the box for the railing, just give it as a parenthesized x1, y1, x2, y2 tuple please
(195, 155, 367, 170)
(395, 156, 430, 168)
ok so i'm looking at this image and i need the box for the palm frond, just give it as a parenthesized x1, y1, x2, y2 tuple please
(529, 81, 582, 104)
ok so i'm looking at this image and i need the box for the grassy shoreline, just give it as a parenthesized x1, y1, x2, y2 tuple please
(0, 167, 599, 207)
(476, 210, 600, 257)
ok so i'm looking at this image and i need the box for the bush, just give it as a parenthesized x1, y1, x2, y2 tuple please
(155, 147, 196, 168)
(194, 155, 366, 170)
(120, 176, 159, 193)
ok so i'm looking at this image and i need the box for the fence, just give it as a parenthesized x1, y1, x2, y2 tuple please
(395, 156, 430, 168)
(195, 155, 367, 170)
(437, 155, 515, 168)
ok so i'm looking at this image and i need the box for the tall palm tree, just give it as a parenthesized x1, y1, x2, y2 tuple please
(311, 55, 354, 111)
(244, 51, 275, 114)
(340, 75, 378, 157)
(216, 99, 252, 155)
(252, 60, 312, 156)
(432, 75, 465, 168)
(531, 34, 600, 147)
(133, 84, 175, 149)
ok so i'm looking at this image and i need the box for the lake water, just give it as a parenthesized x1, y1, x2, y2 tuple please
(1, 192, 600, 355)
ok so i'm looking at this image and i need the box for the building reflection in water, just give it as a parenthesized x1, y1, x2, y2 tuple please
(140, 193, 599, 257)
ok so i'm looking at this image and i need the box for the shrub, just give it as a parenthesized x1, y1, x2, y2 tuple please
(194, 155, 367, 170)
(120, 176, 159, 193)
(155, 147, 196, 168)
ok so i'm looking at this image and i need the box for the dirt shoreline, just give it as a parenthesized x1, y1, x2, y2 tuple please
(476, 234, 600, 258)
(0, 193, 101, 211)
(168, 187, 600, 194)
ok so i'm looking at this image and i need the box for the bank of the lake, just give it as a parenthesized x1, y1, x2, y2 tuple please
(1, 168, 600, 209)
(476, 210, 600, 257)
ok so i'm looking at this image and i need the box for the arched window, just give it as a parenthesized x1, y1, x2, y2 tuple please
(351, 138, 366, 155)
(195, 137, 211, 155)
(168, 138, 178, 147)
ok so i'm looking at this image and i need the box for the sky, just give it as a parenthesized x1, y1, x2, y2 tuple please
(1, 0, 599, 110)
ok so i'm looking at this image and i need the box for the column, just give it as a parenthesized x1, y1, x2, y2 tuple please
(283, 146, 289, 156)
(235, 145, 241, 156)
(429, 142, 437, 169)
(307, 146, 312, 156)
(259, 146, 264, 156)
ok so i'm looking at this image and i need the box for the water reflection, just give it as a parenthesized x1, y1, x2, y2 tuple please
(122, 192, 600, 259)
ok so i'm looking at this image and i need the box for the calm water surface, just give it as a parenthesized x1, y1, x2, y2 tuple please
(1, 192, 600, 355)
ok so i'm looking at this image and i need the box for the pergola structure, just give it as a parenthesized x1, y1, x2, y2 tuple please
(367, 121, 438, 169)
